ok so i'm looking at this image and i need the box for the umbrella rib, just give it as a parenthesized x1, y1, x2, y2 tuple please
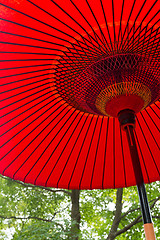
(12, 107, 72, 181)
(30, 0, 106, 54)
(0, 43, 99, 64)
(0, 92, 54, 130)
(0, 96, 60, 150)
(117, 0, 125, 47)
(4, 104, 71, 177)
(0, 3, 101, 54)
(0, 31, 75, 50)
(0, 17, 71, 45)
(0, 93, 56, 138)
(63, 115, 90, 189)
(122, 1, 159, 51)
(90, 117, 104, 189)
(73, 70, 105, 96)
(131, 23, 136, 53)
(99, 0, 113, 51)
(0, 58, 58, 62)
(26, 109, 78, 185)
(0, 83, 53, 121)
(26, 0, 104, 53)
(102, 117, 109, 189)
(149, 105, 160, 120)
(133, 36, 160, 63)
(140, 112, 160, 150)
(0, 84, 51, 113)
(122, 44, 160, 94)
(55, 59, 111, 107)
(43, 110, 80, 187)
(0, 41, 70, 52)
(122, 2, 159, 51)
(55, 63, 88, 73)
(113, 118, 115, 188)
(121, 0, 147, 50)
(53, 62, 89, 74)
(144, 109, 160, 132)
(0, 81, 51, 103)
(0, 17, 99, 56)
(85, 0, 109, 52)
(0, 51, 64, 56)
(130, 48, 159, 91)
(125, 27, 159, 58)
(0, 72, 52, 87)
(46, 113, 85, 188)
(99, 0, 114, 51)
(55, 50, 95, 74)
(0, 40, 98, 60)
(56, 113, 88, 188)
(50, 38, 104, 69)
(136, 117, 160, 177)
(79, 116, 99, 189)
(0, 51, 97, 68)
(0, 63, 54, 71)
(0, 68, 53, 84)
(120, 126, 127, 188)
(57, 54, 93, 68)
(127, 26, 160, 52)
(126, 27, 160, 54)
(1, 102, 65, 179)
(0, 63, 84, 75)
(154, 102, 160, 110)
(123, 0, 147, 46)
(134, 129, 150, 183)
(68, 115, 94, 189)
(111, 0, 116, 51)
(141, 28, 159, 57)
(0, 31, 101, 57)
(69, 0, 108, 53)
(119, 0, 137, 51)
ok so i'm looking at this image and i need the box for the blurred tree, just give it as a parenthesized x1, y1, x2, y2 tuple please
(0, 175, 159, 239)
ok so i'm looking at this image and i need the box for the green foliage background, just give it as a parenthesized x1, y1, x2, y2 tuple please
(0, 175, 159, 239)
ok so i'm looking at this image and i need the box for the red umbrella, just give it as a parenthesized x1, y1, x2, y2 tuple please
(0, 0, 159, 239)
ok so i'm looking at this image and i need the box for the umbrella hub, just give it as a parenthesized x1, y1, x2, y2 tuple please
(95, 81, 151, 117)
(117, 109, 136, 129)
(54, 53, 159, 116)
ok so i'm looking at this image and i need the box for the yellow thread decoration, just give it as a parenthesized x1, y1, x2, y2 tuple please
(95, 82, 151, 116)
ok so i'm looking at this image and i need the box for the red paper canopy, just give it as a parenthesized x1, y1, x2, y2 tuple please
(0, 0, 159, 189)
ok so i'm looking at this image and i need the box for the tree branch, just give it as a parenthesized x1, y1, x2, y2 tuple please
(0, 174, 71, 196)
(116, 195, 160, 237)
(152, 216, 160, 219)
(116, 214, 160, 237)
(106, 188, 123, 240)
(116, 215, 142, 237)
(150, 196, 160, 209)
(0, 215, 54, 222)
(120, 206, 141, 220)
(0, 215, 64, 229)
(121, 195, 160, 220)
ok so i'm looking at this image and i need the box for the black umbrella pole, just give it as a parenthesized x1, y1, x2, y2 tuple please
(125, 125, 156, 240)
(118, 110, 156, 240)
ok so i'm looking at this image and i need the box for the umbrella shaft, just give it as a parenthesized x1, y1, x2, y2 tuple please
(125, 125, 156, 239)
(125, 125, 152, 223)
(137, 185, 156, 239)
(125, 125, 143, 185)
(137, 183, 152, 224)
